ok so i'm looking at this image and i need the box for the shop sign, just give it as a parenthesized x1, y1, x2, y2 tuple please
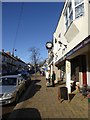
(66, 36, 90, 58)
(84, 37, 90, 45)
(55, 36, 90, 66)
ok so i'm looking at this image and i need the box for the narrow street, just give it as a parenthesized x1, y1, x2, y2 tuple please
(2, 74, 88, 119)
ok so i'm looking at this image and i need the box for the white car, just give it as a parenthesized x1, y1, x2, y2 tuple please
(0, 74, 25, 105)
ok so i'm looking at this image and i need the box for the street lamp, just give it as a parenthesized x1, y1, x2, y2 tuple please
(46, 41, 53, 72)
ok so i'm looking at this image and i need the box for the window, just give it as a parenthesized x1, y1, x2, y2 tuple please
(65, 1, 73, 30)
(68, 2, 73, 26)
(75, 0, 84, 18)
(65, 9, 69, 30)
(64, 0, 84, 30)
(2, 56, 5, 62)
(69, 11, 73, 25)
(75, 0, 83, 6)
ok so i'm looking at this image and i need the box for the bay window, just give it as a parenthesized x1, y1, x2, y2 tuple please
(65, 0, 84, 30)
(75, 0, 84, 18)
(65, 9, 68, 30)
(68, 2, 73, 26)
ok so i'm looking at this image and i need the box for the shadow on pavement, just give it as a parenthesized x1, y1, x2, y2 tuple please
(55, 81, 66, 87)
(33, 79, 41, 84)
(68, 93, 75, 101)
(1, 79, 41, 120)
(2, 108, 41, 120)
(1, 103, 16, 120)
(17, 79, 42, 103)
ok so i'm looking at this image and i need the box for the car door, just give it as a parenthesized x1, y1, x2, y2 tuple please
(17, 77, 25, 95)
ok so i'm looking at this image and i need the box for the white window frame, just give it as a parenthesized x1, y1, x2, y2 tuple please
(68, 1, 73, 26)
(75, 0, 84, 19)
(65, 5, 69, 30)
(64, 0, 84, 31)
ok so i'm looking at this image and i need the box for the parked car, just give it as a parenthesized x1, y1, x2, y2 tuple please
(24, 75, 31, 87)
(18, 70, 31, 87)
(0, 74, 25, 105)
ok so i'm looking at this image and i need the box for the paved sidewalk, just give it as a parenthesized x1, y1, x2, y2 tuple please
(11, 75, 88, 119)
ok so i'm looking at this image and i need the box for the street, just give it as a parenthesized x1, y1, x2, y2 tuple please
(1, 74, 88, 119)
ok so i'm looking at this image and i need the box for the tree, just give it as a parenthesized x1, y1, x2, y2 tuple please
(28, 47, 40, 73)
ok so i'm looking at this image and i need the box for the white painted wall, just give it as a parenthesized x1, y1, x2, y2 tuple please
(88, 0, 90, 35)
(52, 0, 90, 92)
(66, 60, 71, 93)
(53, 0, 89, 63)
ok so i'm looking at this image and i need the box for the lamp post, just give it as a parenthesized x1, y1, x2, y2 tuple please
(46, 41, 53, 72)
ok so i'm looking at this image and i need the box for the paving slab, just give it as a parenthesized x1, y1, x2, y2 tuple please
(10, 75, 88, 119)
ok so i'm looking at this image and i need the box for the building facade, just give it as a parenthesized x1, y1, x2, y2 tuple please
(0, 50, 28, 75)
(47, 0, 90, 93)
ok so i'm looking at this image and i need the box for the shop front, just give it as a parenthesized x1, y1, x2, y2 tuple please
(55, 59, 66, 82)
(55, 35, 90, 93)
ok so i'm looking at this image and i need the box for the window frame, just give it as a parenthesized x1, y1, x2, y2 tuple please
(75, 1, 84, 19)
(64, 0, 84, 31)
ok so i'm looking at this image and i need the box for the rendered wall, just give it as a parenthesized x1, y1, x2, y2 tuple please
(53, 0, 89, 64)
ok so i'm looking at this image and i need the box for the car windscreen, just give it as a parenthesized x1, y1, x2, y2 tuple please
(0, 77, 17, 86)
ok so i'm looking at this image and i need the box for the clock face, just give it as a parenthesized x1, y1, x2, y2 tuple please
(46, 42, 52, 49)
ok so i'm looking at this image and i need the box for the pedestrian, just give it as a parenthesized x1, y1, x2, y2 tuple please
(71, 81, 76, 92)
(52, 71, 56, 87)
(45, 70, 50, 86)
